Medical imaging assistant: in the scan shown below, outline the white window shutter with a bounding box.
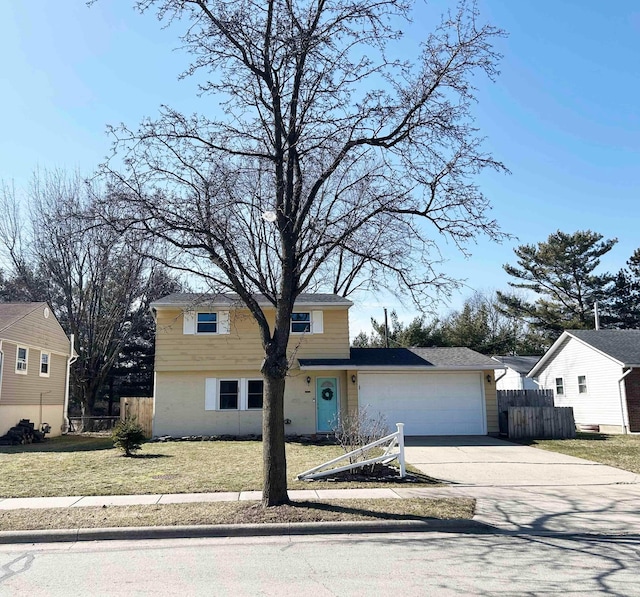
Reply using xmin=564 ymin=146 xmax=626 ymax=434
xmin=205 ymin=378 xmax=218 ymax=410
xmin=312 ymin=310 xmax=324 ymax=334
xmin=183 ymin=311 xmax=196 ymax=335
xmin=218 ymin=310 xmax=230 ymax=334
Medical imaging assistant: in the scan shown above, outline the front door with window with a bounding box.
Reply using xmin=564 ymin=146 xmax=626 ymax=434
xmin=316 ymin=377 xmax=339 ymax=433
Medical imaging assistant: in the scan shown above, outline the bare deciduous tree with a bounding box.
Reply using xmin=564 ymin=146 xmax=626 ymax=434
xmin=0 ymin=171 xmax=156 ymax=418
xmin=97 ymin=0 xmax=507 ymax=506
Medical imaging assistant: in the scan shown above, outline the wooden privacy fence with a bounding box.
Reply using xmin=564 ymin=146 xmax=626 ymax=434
xmin=497 ymin=389 xmax=554 ymax=411
xmin=508 ymin=406 xmax=576 ymax=440
xmin=120 ymin=397 xmax=153 ymax=438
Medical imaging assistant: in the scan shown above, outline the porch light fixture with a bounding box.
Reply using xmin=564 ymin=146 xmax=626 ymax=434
xmin=351 ymin=375 xmax=357 ymax=384
xmin=306 ymin=376 xmax=311 ymax=385
xmin=486 ymin=374 xmax=492 ymax=383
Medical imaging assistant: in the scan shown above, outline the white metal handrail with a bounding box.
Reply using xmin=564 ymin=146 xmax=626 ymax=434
xmin=297 ymin=422 xmax=406 ymax=480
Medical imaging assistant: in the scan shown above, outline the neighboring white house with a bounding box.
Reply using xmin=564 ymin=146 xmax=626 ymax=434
xmin=527 ymin=329 xmax=640 ymax=434
xmin=492 ymin=356 xmax=541 ymax=391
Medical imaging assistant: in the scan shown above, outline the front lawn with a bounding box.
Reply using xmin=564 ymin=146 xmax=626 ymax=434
xmin=516 ymin=432 xmax=640 ymax=474
xmin=0 ymin=435 xmax=437 ymax=498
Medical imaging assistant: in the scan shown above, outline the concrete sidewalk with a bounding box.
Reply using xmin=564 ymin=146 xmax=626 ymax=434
xmin=2 ymin=483 xmax=640 ymax=537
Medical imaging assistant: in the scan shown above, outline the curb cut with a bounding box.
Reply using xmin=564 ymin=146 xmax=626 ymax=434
xmin=0 ymin=519 xmax=489 ymax=544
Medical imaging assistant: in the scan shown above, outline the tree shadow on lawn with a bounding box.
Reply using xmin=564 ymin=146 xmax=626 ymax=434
xmin=127 ymin=453 xmax=171 ymax=459
xmin=282 ymin=500 xmax=459 ymax=522
xmin=0 ymin=435 xmax=115 ymax=454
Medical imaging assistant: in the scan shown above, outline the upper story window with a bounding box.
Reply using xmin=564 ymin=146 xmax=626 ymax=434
xmin=183 ymin=310 xmax=230 ymax=335
xmin=16 ymin=347 xmax=28 ymax=374
xmin=555 ymin=377 xmax=564 ymax=396
xmin=40 ymin=352 xmax=50 ymax=377
xmin=291 ymin=312 xmax=311 ymax=333
xmin=578 ymin=375 xmax=588 ymax=394
xmin=197 ymin=312 xmax=217 ymax=334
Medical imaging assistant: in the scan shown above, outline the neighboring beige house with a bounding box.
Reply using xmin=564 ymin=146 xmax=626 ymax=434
xmin=151 ymin=293 xmax=500 ymax=437
xmin=0 ymin=303 xmax=74 ymax=437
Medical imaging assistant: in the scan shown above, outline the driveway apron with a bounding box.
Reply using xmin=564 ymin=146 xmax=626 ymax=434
xmin=403 ymin=436 xmax=640 ymax=534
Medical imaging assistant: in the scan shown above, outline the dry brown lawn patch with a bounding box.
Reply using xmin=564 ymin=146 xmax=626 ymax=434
xmin=0 ymin=498 xmax=474 ymax=531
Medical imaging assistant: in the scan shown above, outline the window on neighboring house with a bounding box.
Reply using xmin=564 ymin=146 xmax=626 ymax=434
xmin=578 ymin=375 xmax=588 ymax=394
xmin=40 ymin=352 xmax=50 ymax=377
xmin=555 ymin=377 xmax=564 ymax=396
xmin=219 ymin=380 xmax=239 ymax=410
xmin=16 ymin=347 xmax=28 ymax=374
xmin=291 ymin=312 xmax=311 ymax=333
xmin=197 ymin=312 xmax=217 ymax=333
xmin=247 ymin=379 xmax=264 ymax=410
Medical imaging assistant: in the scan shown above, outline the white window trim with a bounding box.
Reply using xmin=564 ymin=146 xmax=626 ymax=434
xmin=15 ymin=346 xmax=28 ymax=375
xmin=290 ymin=310 xmax=323 ymax=334
xmin=184 ymin=310 xmax=230 ymax=335
xmin=577 ymin=375 xmax=588 ymax=394
xmin=205 ymin=377 xmax=264 ymax=411
xmin=555 ymin=377 xmax=564 ymax=396
xmin=39 ymin=351 xmax=51 ymax=378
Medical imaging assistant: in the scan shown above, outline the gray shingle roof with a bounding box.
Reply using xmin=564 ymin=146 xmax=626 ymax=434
xmin=492 ymin=355 xmax=541 ymax=375
xmin=150 ymin=292 xmax=352 ymax=308
xmin=299 ymin=347 xmax=498 ymax=370
xmin=568 ymin=329 xmax=640 ymax=366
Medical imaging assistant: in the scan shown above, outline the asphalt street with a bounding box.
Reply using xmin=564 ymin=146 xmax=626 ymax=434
xmin=1 ymin=532 xmax=639 ymax=596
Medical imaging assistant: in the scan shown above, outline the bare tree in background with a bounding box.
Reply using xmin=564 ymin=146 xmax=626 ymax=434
xmin=97 ymin=0 xmax=507 ymax=506
xmin=0 ymin=171 xmax=158 ymax=418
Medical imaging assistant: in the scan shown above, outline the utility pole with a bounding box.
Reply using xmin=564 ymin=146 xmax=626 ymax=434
xmin=384 ymin=308 xmax=389 ymax=348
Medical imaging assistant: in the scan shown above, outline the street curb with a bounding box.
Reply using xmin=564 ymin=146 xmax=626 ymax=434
xmin=0 ymin=519 xmax=489 ymax=544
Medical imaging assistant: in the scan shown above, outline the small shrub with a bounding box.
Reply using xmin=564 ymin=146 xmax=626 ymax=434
xmin=111 ymin=417 xmax=146 ymax=456
xmin=331 ymin=407 xmax=390 ymax=464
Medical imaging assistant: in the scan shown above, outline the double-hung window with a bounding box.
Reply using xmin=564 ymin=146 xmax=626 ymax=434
xmin=16 ymin=347 xmax=28 ymax=374
xmin=555 ymin=377 xmax=564 ymax=396
xmin=219 ymin=380 xmax=239 ymax=410
xmin=205 ymin=378 xmax=264 ymax=411
xmin=40 ymin=352 xmax=50 ymax=377
xmin=247 ymin=380 xmax=264 ymax=409
xmin=291 ymin=312 xmax=311 ymax=333
xmin=197 ymin=312 xmax=217 ymax=333
xmin=578 ymin=375 xmax=588 ymax=394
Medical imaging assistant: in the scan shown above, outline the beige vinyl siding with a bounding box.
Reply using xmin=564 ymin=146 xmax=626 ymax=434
xmin=345 ymin=370 xmax=359 ymax=416
xmin=1 ymin=305 xmax=70 ymax=355
xmin=536 ymin=337 xmax=624 ymax=427
xmin=1 ymin=345 xmax=67 ymax=406
xmin=154 ymin=307 xmax=350 ymax=372
xmin=153 ymin=369 xmax=347 ymax=436
xmin=0 ymin=404 xmax=65 ymax=437
xmin=483 ymin=370 xmax=499 ymax=434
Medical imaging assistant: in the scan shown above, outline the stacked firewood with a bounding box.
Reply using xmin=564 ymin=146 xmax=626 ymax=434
xmin=0 ymin=419 xmax=47 ymax=446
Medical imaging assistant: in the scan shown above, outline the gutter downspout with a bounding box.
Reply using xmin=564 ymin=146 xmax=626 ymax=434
xmin=618 ymin=367 xmax=634 ymax=435
xmin=63 ymin=334 xmax=78 ymax=434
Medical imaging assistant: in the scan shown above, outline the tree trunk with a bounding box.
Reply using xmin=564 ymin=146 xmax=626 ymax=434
xmin=261 ymin=348 xmax=290 ymax=507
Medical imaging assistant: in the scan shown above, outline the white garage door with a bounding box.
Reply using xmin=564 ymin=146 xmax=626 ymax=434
xmin=358 ymin=372 xmax=486 ymax=435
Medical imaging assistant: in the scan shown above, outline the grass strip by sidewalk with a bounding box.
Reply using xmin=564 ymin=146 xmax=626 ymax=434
xmin=515 ymin=433 xmax=640 ymax=475
xmin=0 ymin=498 xmax=474 ymax=531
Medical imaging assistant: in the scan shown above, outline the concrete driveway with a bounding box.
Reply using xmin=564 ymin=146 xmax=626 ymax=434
xmin=401 ymin=436 xmax=640 ymax=533
xmin=404 ymin=435 xmax=639 ymax=486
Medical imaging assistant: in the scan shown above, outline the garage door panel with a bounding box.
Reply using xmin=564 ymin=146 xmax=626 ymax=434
xmin=358 ymin=372 xmax=485 ymax=436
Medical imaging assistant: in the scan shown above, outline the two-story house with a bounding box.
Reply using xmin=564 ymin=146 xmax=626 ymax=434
xmin=150 ymin=293 xmax=501 ymax=437
xmin=0 ymin=303 xmax=75 ymax=437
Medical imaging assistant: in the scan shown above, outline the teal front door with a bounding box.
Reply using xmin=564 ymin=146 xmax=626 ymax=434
xmin=316 ymin=377 xmax=339 ymax=433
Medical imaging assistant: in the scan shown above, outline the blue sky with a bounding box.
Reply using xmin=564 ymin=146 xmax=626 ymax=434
xmin=1 ymin=1 xmax=638 ymax=336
